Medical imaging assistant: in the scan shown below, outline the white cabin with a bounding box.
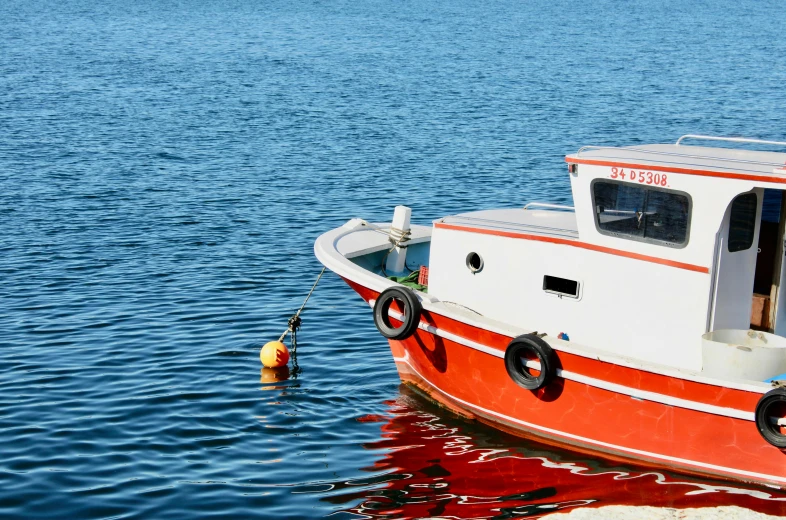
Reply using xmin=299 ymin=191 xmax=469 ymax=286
xmin=427 ymin=136 xmax=786 ymax=374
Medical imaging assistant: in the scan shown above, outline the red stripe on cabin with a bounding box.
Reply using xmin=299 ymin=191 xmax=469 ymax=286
xmin=566 ymin=157 xmax=786 ymax=184
xmin=434 ymin=222 xmax=710 ymax=274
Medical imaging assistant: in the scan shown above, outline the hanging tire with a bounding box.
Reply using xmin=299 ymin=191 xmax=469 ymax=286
xmin=504 ymin=334 xmax=558 ymax=390
xmin=373 ymin=286 xmax=422 ymax=341
xmin=755 ymin=388 xmax=786 ymax=448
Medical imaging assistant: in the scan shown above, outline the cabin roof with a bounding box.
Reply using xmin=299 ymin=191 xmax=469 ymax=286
xmin=440 ymin=208 xmax=578 ymax=241
xmin=567 ymin=143 xmax=786 ymax=178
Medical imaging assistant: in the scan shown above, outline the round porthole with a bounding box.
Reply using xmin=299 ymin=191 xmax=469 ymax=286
xmin=466 ymin=252 xmax=484 ymax=273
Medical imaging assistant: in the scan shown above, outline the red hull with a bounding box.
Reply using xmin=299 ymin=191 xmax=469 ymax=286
xmin=344 ymin=279 xmax=786 ymax=489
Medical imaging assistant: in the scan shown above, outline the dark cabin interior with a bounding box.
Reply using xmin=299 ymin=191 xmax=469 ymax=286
xmin=751 ymin=190 xmax=784 ymax=330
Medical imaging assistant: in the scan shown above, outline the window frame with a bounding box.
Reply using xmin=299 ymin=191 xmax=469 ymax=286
xmin=590 ymin=178 xmax=693 ymax=249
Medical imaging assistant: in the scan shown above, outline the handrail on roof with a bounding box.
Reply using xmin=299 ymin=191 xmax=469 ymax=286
xmin=576 ymin=145 xmax=609 ymax=155
xmin=522 ymin=202 xmax=575 ymax=211
xmin=676 ymin=135 xmax=786 ymax=148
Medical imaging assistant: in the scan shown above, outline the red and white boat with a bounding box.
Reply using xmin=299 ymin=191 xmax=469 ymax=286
xmin=314 ymin=135 xmax=786 ymax=488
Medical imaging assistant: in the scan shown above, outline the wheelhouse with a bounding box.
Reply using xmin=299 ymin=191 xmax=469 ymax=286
xmin=428 ymin=135 xmax=786 ymax=375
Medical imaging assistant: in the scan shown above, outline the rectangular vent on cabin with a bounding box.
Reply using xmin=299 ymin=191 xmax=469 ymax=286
xmin=543 ymin=275 xmax=579 ymax=299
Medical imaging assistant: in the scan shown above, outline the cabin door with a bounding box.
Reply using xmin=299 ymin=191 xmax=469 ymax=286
xmin=708 ymin=189 xmax=762 ymax=332
xmin=714 ymin=188 xmax=786 ymax=335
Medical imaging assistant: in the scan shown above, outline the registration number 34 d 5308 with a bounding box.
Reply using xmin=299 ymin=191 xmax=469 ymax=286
xmin=610 ymin=167 xmax=668 ymax=186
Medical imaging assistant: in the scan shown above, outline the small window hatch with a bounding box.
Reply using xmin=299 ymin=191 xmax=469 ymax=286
xmin=543 ymin=275 xmax=579 ymax=299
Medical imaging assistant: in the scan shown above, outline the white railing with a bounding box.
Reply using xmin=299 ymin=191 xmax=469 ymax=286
xmin=676 ymin=135 xmax=786 ymax=148
xmin=522 ymin=202 xmax=575 ymax=211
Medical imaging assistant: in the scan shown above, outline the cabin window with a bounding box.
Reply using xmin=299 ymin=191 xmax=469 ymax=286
xmin=728 ymin=193 xmax=758 ymax=252
xmin=543 ymin=275 xmax=579 ymax=299
xmin=592 ymin=180 xmax=691 ymax=248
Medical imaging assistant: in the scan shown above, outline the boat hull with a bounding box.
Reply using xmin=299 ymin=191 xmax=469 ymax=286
xmin=344 ymin=278 xmax=786 ymax=489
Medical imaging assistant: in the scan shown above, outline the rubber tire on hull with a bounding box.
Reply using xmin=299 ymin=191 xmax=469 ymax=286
xmin=755 ymin=388 xmax=786 ymax=448
xmin=373 ymin=286 xmax=422 ymax=341
xmin=504 ymin=334 xmax=558 ymax=390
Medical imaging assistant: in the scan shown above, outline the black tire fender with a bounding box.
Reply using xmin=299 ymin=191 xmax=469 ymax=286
xmin=504 ymin=334 xmax=558 ymax=390
xmin=373 ymin=286 xmax=422 ymax=341
xmin=755 ymin=388 xmax=786 ymax=449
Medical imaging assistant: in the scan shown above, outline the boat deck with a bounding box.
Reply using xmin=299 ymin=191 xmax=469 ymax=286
xmin=336 ymin=221 xmax=432 ymax=259
xmin=440 ymin=207 xmax=579 ymax=241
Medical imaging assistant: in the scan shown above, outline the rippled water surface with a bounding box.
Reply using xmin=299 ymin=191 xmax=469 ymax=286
xmin=2 ymin=0 xmax=786 ymax=518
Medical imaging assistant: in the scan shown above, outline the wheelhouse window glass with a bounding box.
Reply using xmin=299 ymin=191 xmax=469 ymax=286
xmin=592 ymin=180 xmax=691 ymax=247
xmin=728 ymin=193 xmax=758 ymax=252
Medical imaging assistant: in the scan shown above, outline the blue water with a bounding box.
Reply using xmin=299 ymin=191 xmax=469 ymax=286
xmin=2 ymin=0 xmax=786 ymax=518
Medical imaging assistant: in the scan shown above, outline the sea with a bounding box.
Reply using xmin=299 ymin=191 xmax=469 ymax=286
xmin=2 ymin=0 xmax=786 ymax=518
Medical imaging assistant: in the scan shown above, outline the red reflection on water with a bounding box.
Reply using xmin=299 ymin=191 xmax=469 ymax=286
xmin=357 ymin=414 xmax=389 ymax=423
xmin=335 ymin=392 xmax=786 ymax=519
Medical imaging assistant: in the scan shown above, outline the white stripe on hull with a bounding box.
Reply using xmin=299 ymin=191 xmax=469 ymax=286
xmin=372 ymin=300 xmax=756 ymax=422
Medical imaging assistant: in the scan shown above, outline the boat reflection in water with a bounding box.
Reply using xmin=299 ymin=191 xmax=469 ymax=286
xmin=298 ymin=387 xmax=786 ymax=519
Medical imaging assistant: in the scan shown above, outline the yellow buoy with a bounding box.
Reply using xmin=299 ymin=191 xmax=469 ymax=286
xmin=260 ymin=341 xmax=290 ymax=368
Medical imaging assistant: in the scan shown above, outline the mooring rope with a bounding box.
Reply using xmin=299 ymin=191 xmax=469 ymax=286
xmin=380 ymin=227 xmax=412 ymax=277
xmin=277 ymin=267 xmax=326 ymax=369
